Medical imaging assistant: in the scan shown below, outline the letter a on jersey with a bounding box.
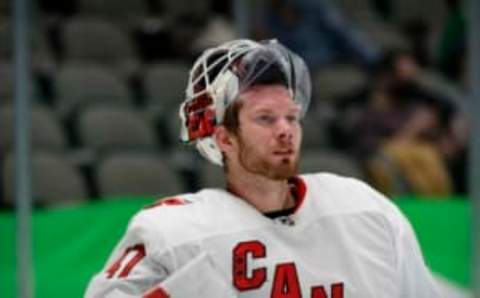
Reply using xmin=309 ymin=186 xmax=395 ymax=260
xmin=271 ymin=263 xmax=302 ymax=298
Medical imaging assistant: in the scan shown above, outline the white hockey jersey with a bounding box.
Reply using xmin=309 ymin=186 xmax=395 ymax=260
xmin=85 ymin=173 xmax=441 ymax=298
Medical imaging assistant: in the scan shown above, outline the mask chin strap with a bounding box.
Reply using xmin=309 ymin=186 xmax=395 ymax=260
xmin=196 ymin=137 xmax=224 ymax=166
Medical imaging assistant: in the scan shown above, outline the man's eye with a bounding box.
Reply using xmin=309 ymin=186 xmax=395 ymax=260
xmin=256 ymin=115 xmax=275 ymax=124
xmin=286 ymin=114 xmax=299 ymax=123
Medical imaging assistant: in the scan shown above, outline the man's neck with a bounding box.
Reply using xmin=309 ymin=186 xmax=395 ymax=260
xmin=226 ymin=172 xmax=295 ymax=213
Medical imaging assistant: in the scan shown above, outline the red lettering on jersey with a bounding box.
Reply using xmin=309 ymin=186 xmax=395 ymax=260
xmin=311 ymin=283 xmax=344 ymax=298
xmin=232 ymin=240 xmax=267 ymax=291
xmin=311 ymin=286 xmax=327 ymax=298
xmin=106 ymin=244 xmax=146 ymax=279
xmin=145 ymin=197 xmax=185 ymax=209
xmin=143 ymin=286 xmax=170 ymax=298
xmin=331 ymin=283 xmax=344 ymax=298
xmin=271 ymin=263 xmax=302 ymax=298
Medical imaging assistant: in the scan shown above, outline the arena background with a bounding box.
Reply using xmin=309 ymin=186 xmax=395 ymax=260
xmin=1 ymin=0 xmax=478 ymax=297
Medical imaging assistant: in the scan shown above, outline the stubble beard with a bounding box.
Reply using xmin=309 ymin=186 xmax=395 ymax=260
xmin=238 ymin=139 xmax=300 ymax=180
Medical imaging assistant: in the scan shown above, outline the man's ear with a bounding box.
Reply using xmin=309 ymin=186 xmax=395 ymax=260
xmin=214 ymin=126 xmax=235 ymax=153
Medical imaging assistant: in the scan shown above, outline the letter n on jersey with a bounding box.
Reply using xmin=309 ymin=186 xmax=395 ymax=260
xmin=232 ymin=240 xmax=344 ymax=298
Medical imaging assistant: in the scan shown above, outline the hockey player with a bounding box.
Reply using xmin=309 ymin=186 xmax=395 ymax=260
xmin=85 ymin=39 xmax=441 ymax=297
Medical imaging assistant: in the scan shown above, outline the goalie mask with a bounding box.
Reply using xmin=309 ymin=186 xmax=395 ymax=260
xmin=179 ymin=39 xmax=311 ymax=166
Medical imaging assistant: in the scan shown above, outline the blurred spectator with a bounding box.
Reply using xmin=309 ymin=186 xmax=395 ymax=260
xmin=438 ymin=113 xmax=469 ymax=194
xmin=336 ymin=79 xmax=408 ymax=158
xmin=327 ymin=49 xmax=470 ymax=197
xmin=402 ymin=20 xmax=430 ymax=67
xmin=332 ymin=50 xmax=461 ymax=156
xmin=367 ymin=103 xmax=453 ymax=197
xmin=256 ymin=0 xmax=382 ymax=71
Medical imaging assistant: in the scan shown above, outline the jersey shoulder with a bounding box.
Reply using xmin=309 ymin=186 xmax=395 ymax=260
xmin=301 ymin=172 xmax=402 ymax=220
xmin=129 ymin=190 xmax=233 ymax=249
xmin=133 ymin=192 xmax=204 ymax=228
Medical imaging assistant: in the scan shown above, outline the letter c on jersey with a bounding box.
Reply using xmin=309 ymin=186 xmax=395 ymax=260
xmin=232 ymin=240 xmax=267 ymax=291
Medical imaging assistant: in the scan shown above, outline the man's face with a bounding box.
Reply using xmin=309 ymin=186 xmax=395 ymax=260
xmin=227 ymin=84 xmax=303 ymax=180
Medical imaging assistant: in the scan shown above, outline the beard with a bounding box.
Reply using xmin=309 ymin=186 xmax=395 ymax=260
xmin=237 ymin=137 xmax=300 ymax=180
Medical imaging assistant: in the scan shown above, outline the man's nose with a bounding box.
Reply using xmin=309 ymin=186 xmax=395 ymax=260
xmin=276 ymin=119 xmax=293 ymax=141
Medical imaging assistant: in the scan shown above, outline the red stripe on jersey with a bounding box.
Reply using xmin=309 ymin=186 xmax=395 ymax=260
xmin=144 ymin=197 xmax=185 ymax=209
xmin=106 ymin=244 xmax=146 ymax=279
xmin=106 ymin=250 xmax=129 ymax=279
xmin=118 ymin=244 xmax=146 ymax=278
xmin=143 ymin=287 xmax=170 ymax=298
xmin=288 ymin=176 xmax=307 ymax=214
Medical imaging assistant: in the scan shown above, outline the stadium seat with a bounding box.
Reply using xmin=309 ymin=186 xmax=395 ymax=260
xmin=157 ymin=0 xmax=211 ymax=19
xmin=0 ymin=19 xmax=55 ymax=73
xmin=312 ymin=65 xmax=368 ymax=103
xmin=391 ymin=0 xmax=447 ymax=28
xmin=165 ymin=107 xmax=182 ymax=145
xmin=197 ymin=159 xmax=225 ymax=189
xmin=3 ymin=151 xmax=88 ymax=206
xmin=0 ymin=105 xmax=67 ymax=152
xmin=301 ymin=111 xmax=330 ymax=150
xmin=77 ymin=0 xmax=148 ymax=27
xmin=77 ymin=105 xmax=158 ymax=152
xmin=62 ymin=17 xmax=139 ymax=78
xmin=96 ymin=152 xmax=183 ymax=197
xmin=333 ymin=0 xmax=377 ymax=22
xmin=55 ymin=64 xmax=132 ymax=117
xmin=357 ymin=20 xmax=411 ymax=52
xmin=300 ymin=150 xmax=365 ymax=180
xmin=143 ymin=62 xmax=190 ymax=112
xmin=319 ymin=0 xmax=411 ymax=53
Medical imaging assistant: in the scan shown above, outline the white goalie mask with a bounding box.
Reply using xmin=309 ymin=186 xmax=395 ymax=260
xmin=179 ymin=39 xmax=311 ymax=166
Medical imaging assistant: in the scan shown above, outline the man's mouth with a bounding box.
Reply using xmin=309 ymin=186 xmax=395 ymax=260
xmin=273 ymin=149 xmax=294 ymax=156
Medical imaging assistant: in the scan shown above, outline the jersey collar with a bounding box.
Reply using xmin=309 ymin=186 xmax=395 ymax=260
xmin=263 ymin=176 xmax=307 ymax=218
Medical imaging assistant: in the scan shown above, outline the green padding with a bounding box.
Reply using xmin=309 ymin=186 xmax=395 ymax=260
xmin=395 ymin=198 xmax=470 ymax=287
xmin=0 ymin=197 xmax=471 ymax=298
xmin=0 ymin=197 xmax=154 ymax=298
